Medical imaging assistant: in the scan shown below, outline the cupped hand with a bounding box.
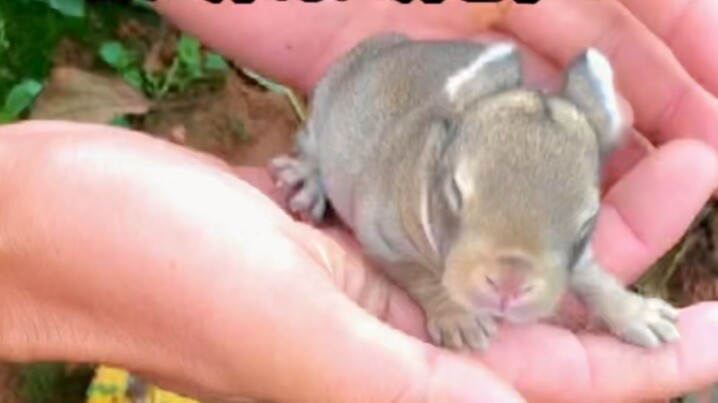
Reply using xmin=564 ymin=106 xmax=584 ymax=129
xmin=0 ymin=121 xmax=521 ymax=403
xmin=240 ymin=167 xmax=718 ymax=403
xmin=3 ymin=120 xmax=716 ymax=403
xmin=149 ymin=0 xmax=718 ymax=401
xmin=232 ymin=159 xmax=718 ymax=403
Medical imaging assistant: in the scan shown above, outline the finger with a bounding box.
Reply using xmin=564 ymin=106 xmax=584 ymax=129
xmin=580 ymin=303 xmax=718 ymax=402
xmin=500 ymin=0 xmax=718 ymax=151
xmin=153 ymin=0 xmax=364 ymax=93
xmin=600 ymin=129 xmax=653 ymax=193
xmin=618 ymin=0 xmax=718 ymax=97
xmin=592 ymin=139 xmax=718 ymax=283
xmin=478 ymin=303 xmax=718 ymax=403
xmin=153 ymin=0 xmax=507 ymax=93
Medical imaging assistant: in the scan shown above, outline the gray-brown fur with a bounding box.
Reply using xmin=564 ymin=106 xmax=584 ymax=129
xmin=270 ymin=33 xmax=679 ymax=351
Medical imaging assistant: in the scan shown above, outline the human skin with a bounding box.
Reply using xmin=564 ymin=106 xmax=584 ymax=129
xmin=1 ymin=0 xmax=718 ymax=402
xmin=2 ymin=124 xmax=717 ymax=403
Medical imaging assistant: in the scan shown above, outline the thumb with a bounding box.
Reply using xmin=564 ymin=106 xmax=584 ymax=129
xmin=270 ymin=222 xmax=526 ymax=403
xmin=303 ymin=302 xmax=527 ymax=403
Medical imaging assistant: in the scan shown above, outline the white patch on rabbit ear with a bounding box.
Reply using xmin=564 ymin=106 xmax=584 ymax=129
xmin=445 ymin=43 xmax=516 ymax=100
xmin=564 ymin=48 xmax=624 ymax=155
xmin=573 ymin=244 xmax=595 ymax=271
xmin=585 ymin=49 xmax=621 ymax=139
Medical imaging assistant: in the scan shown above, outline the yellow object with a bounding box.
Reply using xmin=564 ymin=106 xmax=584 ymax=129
xmin=145 ymin=388 xmax=199 ymax=403
xmin=85 ymin=366 xmax=130 ymax=403
xmin=86 ymin=365 xmax=199 ymax=403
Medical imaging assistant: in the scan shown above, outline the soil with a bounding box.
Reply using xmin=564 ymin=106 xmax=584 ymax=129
xmin=0 ymin=365 xmax=20 ymax=403
xmin=140 ymin=70 xmax=300 ymax=167
xmin=635 ymin=201 xmax=718 ymax=307
xmin=53 ymin=22 xmax=302 ymax=168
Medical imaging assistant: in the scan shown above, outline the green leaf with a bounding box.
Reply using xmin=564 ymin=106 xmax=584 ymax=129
xmin=0 ymin=12 xmax=9 ymax=54
xmin=122 ymin=67 xmax=143 ymax=91
xmin=18 ymin=362 xmax=94 ymax=403
xmin=144 ymin=71 xmax=162 ymax=96
xmin=129 ymin=0 xmax=155 ymax=10
xmin=204 ymin=52 xmax=229 ymax=72
xmin=18 ymin=362 xmax=65 ymax=403
xmin=45 ymin=0 xmax=85 ymax=18
xmin=108 ymin=115 xmax=130 ymax=128
xmin=177 ymin=35 xmax=201 ymax=65
xmin=177 ymin=35 xmax=202 ymax=78
xmin=0 ymin=78 xmax=43 ymax=123
xmin=0 ymin=0 xmax=92 ymax=102
xmin=99 ymin=41 xmax=132 ymax=71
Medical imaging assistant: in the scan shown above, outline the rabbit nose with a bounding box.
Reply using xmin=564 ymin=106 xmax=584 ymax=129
xmin=485 ymin=273 xmax=533 ymax=299
xmin=485 ymin=254 xmax=537 ymax=310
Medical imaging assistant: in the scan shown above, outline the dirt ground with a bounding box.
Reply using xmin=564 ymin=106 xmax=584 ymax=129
xmin=140 ymin=70 xmax=300 ymax=167
xmin=0 ymin=365 xmax=20 ymax=403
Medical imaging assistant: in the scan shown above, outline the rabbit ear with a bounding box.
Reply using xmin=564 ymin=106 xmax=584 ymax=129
xmin=444 ymin=42 xmax=522 ymax=108
xmin=563 ymin=49 xmax=625 ymax=157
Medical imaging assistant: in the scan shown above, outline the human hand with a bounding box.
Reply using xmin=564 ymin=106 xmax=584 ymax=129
xmin=0 ymin=121 xmax=525 ymax=403
xmin=240 ymin=171 xmax=718 ymax=403
xmin=147 ymin=0 xmax=718 ymax=401
xmin=1 ymin=120 xmax=716 ymax=403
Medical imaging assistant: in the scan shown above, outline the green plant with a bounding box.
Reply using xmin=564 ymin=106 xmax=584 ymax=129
xmin=0 ymin=0 xmax=84 ymax=101
xmin=99 ymin=41 xmax=144 ymax=90
xmin=0 ymin=0 xmax=155 ymax=104
xmin=109 ymin=115 xmax=131 ymax=128
xmin=99 ymin=34 xmax=230 ymax=100
xmin=205 ymin=52 xmax=230 ymax=72
xmin=18 ymin=363 xmax=94 ymax=403
xmin=0 ymin=13 xmax=9 ymax=53
xmin=0 ymin=78 xmax=43 ymax=123
xmin=30 ymin=0 xmax=86 ymax=18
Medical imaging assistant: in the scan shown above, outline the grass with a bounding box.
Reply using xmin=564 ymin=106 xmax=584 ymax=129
xmin=18 ymin=363 xmax=95 ymax=403
xmin=97 ymin=33 xmax=230 ymax=101
xmin=0 ymin=0 xmax=164 ymax=122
